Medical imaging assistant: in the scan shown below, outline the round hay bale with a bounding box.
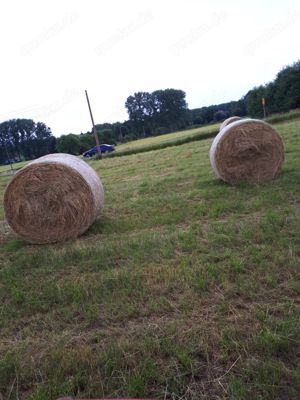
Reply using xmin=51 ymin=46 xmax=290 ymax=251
xmin=4 ymin=153 xmax=104 ymax=244
xmin=219 ymin=116 xmax=242 ymax=131
xmin=210 ymin=119 xmax=285 ymax=185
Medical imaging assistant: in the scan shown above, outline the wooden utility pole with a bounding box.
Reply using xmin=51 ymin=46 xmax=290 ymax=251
xmin=4 ymin=141 xmax=13 ymax=171
xmin=119 ymin=125 xmax=123 ymax=142
xmin=262 ymin=97 xmax=266 ymax=119
xmin=85 ymin=90 xmax=101 ymax=154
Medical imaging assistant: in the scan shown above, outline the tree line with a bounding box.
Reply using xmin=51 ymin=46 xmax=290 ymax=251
xmin=0 ymin=60 xmax=299 ymax=162
xmin=83 ymin=59 xmax=300 ymax=145
xmin=0 ymin=119 xmax=56 ymax=164
xmin=244 ymin=60 xmax=300 ymax=117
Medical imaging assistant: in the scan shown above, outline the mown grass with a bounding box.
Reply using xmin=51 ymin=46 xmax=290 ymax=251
xmin=0 ymin=160 xmax=27 ymax=174
xmin=116 ymin=124 xmax=220 ymax=152
xmin=99 ymin=110 xmax=300 ymax=159
xmin=266 ymin=109 xmax=300 ymax=124
xmin=104 ymin=128 xmax=218 ymax=159
xmin=0 ymin=119 xmax=299 ymax=399
xmin=1 ymin=110 xmax=299 ymax=170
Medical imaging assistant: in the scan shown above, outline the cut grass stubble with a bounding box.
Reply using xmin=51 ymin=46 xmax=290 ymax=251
xmin=0 ymin=119 xmax=299 ymax=399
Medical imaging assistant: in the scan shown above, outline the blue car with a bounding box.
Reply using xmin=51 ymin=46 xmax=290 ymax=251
xmin=83 ymin=144 xmax=115 ymax=158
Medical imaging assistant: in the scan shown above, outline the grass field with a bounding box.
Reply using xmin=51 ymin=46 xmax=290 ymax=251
xmin=0 ymin=119 xmax=299 ymax=399
xmin=116 ymin=123 xmax=219 ymax=152
xmin=0 ymin=125 xmax=220 ymax=174
xmin=0 ymin=161 xmax=28 ymax=174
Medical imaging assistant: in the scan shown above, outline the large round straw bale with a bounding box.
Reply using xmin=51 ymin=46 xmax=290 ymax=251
xmin=219 ymin=116 xmax=242 ymax=131
xmin=210 ymin=119 xmax=285 ymax=185
xmin=4 ymin=153 xmax=104 ymax=244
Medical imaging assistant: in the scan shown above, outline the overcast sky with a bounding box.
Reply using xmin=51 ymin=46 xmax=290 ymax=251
xmin=0 ymin=0 xmax=299 ymax=136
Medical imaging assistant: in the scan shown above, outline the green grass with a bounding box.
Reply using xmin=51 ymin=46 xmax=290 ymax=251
xmin=266 ymin=109 xmax=300 ymax=124
xmin=0 ymin=119 xmax=299 ymax=399
xmin=98 ymin=110 xmax=300 ymax=159
xmin=116 ymin=123 xmax=220 ymax=152
xmin=0 ymin=160 xmax=27 ymax=173
xmin=104 ymin=128 xmax=218 ymax=159
xmin=1 ymin=110 xmax=299 ymax=170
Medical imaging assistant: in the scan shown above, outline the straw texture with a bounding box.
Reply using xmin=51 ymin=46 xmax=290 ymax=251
xmin=219 ymin=116 xmax=242 ymax=131
xmin=210 ymin=119 xmax=285 ymax=185
xmin=4 ymin=153 xmax=104 ymax=243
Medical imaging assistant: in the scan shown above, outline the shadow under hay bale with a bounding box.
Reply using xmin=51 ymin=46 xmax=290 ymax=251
xmin=219 ymin=116 xmax=242 ymax=131
xmin=4 ymin=153 xmax=104 ymax=244
xmin=210 ymin=119 xmax=285 ymax=185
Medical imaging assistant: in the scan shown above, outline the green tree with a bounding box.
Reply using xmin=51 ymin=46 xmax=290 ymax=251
xmin=125 ymin=92 xmax=154 ymax=136
xmin=214 ymin=110 xmax=227 ymax=121
xmin=244 ymin=86 xmax=266 ymax=117
xmin=98 ymin=129 xmax=116 ymax=145
xmin=125 ymin=89 xmax=188 ymax=135
xmin=78 ymin=133 xmax=95 ymax=153
xmin=0 ymin=119 xmax=55 ymax=164
xmin=32 ymin=122 xmax=56 ymax=157
xmin=271 ymin=61 xmax=300 ymax=112
xmin=152 ymin=89 xmax=188 ymax=131
xmin=243 ymin=60 xmax=300 ymax=117
xmin=56 ymin=134 xmax=82 ymax=155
